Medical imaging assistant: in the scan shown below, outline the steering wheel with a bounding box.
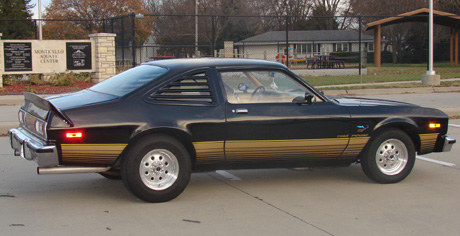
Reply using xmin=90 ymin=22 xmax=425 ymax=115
xmin=251 ymin=86 xmax=265 ymax=101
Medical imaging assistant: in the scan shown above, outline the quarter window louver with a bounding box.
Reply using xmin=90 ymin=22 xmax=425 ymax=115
xmin=151 ymin=74 xmax=214 ymax=104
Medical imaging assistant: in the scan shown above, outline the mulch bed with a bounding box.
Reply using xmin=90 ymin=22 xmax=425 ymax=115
xmin=0 ymin=82 xmax=95 ymax=95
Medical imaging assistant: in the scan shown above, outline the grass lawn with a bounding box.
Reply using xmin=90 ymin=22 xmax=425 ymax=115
xmin=301 ymin=63 xmax=460 ymax=87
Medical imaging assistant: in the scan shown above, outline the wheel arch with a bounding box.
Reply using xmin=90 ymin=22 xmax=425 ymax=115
xmin=371 ymin=117 xmax=421 ymax=153
xmin=113 ymin=128 xmax=197 ymax=169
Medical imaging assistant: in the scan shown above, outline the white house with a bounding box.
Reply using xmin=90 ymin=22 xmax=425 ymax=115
xmin=234 ymin=30 xmax=374 ymax=61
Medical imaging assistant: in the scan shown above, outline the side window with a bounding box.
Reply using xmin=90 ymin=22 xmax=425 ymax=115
xmin=149 ymin=71 xmax=214 ymax=105
xmin=220 ymin=70 xmax=319 ymax=104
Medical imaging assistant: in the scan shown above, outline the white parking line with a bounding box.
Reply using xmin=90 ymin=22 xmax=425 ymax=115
xmin=215 ymin=170 xmax=242 ymax=181
xmin=449 ymin=124 xmax=460 ymax=128
xmin=416 ymin=156 xmax=456 ymax=167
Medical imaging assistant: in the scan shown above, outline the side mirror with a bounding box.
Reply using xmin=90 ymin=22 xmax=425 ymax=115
xmin=305 ymin=94 xmax=314 ymax=105
xmin=292 ymin=93 xmax=314 ymax=105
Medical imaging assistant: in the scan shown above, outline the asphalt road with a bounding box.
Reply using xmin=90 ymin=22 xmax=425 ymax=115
xmin=0 ymin=121 xmax=459 ymax=236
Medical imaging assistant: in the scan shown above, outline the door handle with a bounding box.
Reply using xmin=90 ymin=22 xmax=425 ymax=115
xmin=232 ymin=108 xmax=248 ymax=114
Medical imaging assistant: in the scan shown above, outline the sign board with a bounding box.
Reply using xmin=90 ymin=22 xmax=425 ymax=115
xmin=1 ymin=40 xmax=95 ymax=75
xmin=66 ymin=42 xmax=92 ymax=70
xmin=3 ymin=42 xmax=32 ymax=72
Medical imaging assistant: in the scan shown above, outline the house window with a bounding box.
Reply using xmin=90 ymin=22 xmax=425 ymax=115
xmin=298 ymin=44 xmax=315 ymax=53
xmin=334 ymin=43 xmax=349 ymax=52
xmin=368 ymin=43 xmax=374 ymax=52
xmin=296 ymin=44 xmax=308 ymax=54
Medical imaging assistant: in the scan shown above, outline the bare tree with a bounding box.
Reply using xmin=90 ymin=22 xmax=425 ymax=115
xmin=149 ymin=0 xmax=259 ymax=56
xmin=437 ymin=0 xmax=460 ymax=14
xmin=43 ymin=0 xmax=153 ymax=42
xmin=350 ymin=0 xmax=430 ymax=63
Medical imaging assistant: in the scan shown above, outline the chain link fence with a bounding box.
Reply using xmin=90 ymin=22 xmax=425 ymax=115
xmin=1 ymin=13 xmax=458 ymax=76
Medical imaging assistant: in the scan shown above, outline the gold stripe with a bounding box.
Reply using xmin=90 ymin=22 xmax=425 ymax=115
xmin=226 ymin=138 xmax=349 ymax=161
xmin=194 ymin=137 xmax=372 ymax=163
xmin=419 ymin=133 xmax=439 ymax=153
xmin=61 ymin=144 xmax=127 ymax=165
xmin=341 ymin=137 xmax=370 ymax=158
xmin=193 ymin=141 xmax=225 ymax=164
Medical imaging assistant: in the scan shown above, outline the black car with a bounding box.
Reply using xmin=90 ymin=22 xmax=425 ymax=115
xmin=9 ymin=58 xmax=456 ymax=202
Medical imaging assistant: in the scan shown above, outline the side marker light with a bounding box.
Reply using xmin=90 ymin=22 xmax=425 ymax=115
xmin=429 ymin=123 xmax=441 ymax=129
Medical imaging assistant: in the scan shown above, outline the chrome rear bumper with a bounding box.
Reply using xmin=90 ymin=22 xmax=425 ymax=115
xmin=9 ymin=128 xmax=59 ymax=167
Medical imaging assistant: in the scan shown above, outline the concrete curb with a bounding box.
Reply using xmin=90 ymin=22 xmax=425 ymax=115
xmin=0 ymin=95 xmax=25 ymax=106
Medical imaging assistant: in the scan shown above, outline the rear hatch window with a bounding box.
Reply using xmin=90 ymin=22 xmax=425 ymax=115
xmin=89 ymin=65 xmax=168 ymax=97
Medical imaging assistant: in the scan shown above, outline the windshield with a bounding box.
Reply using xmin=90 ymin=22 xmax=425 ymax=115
xmin=89 ymin=65 xmax=168 ymax=97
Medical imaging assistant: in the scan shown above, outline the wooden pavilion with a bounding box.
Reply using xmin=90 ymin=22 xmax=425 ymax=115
xmin=365 ymin=8 xmax=460 ymax=67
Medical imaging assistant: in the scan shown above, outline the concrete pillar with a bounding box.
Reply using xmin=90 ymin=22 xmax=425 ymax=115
xmin=89 ymin=33 xmax=116 ymax=83
xmin=422 ymin=74 xmax=441 ymax=86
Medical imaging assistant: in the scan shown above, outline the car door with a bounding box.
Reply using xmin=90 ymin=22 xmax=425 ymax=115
xmin=220 ymin=69 xmax=353 ymax=164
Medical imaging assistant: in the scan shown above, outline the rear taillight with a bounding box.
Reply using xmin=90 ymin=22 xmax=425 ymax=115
xmin=35 ymin=119 xmax=47 ymax=136
xmin=18 ymin=110 xmax=26 ymax=124
xmin=66 ymin=132 xmax=83 ymax=139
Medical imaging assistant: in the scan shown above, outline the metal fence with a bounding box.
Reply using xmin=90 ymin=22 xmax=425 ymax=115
xmin=1 ymin=13 xmax=459 ymax=75
xmin=102 ymin=14 xmax=371 ymax=72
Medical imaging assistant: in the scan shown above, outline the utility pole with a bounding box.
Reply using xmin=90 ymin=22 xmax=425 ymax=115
xmin=195 ymin=0 xmax=199 ymax=57
xmin=422 ymin=0 xmax=441 ymax=85
xmin=38 ymin=0 xmax=42 ymax=40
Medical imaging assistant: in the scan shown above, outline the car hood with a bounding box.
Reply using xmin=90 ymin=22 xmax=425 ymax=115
xmin=46 ymin=89 xmax=119 ymax=110
xmin=329 ymin=96 xmax=418 ymax=107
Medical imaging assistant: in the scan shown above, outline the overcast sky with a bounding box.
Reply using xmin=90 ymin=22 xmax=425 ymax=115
xmin=31 ymin=0 xmax=51 ymax=19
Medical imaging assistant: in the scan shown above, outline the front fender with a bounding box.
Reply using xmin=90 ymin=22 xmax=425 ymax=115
xmin=374 ymin=117 xmax=419 ymax=132
xmin=371 ymin=117 xmax=421 ymax=153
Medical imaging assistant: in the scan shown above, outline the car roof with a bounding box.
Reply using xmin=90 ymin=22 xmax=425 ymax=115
xmin=142 ymin=58 xmax=288 ymax=71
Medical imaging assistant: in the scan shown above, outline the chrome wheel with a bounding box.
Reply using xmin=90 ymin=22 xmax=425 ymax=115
xmin=375 ymin=139 xmax=408 ymax=175
xmin=361 ymin=129 xmax=415 ymax=183
xmin=139 ymin=149 xmax=179 ymax=191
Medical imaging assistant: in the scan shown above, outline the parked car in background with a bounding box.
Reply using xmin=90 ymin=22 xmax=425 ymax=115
xmin=9 ymin=58 xmax=456 ymax=202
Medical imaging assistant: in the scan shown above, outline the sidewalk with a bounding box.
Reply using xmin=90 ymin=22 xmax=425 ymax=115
xmin=0 ymin=85 xmax=459 ymax=135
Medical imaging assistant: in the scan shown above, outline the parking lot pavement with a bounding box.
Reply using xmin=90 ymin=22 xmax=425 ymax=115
xmin=1 ymin=122 xmax=459 ymax=236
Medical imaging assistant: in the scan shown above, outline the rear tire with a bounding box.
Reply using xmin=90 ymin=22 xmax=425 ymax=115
xmin=361 ymin=129 xmax=415 ymax=183
xmin=121 ymin=135 xmax=191 ymax=202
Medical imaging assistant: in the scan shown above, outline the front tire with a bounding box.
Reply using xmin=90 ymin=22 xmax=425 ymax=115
xmin=121 ymin=135 xmax=192 ymax=202
xmin=361 ymin=129 xmax=415 ymax=183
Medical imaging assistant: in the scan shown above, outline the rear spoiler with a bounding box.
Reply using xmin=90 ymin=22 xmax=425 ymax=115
xmin=22 ymin=92 xmax=74 ymax=127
